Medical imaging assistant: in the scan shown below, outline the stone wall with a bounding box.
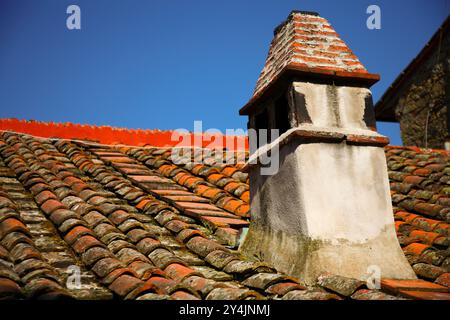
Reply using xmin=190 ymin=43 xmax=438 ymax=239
xmin=394 ymin=31 xmax=449 ymax=149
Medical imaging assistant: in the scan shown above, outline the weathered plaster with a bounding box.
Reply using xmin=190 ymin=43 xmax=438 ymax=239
xmin=292 ymin=82 xmax=373 ymax=130
xmin=240 ymin=142 xmax=417 ymax=284
xmin=241 ymin=81 xmax=416 ymax=283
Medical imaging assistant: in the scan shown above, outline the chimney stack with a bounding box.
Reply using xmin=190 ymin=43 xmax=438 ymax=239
xmin=239 ymin=11 xmax=416 ymax=284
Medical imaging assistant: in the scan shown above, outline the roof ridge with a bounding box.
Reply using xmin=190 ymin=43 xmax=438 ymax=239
xmin=3 ymin=122 xmax=450 ymax=155
xmin=386 ymin=145 xmax=450 ymax=156
xmin=0 ymin=118 xmax=248 ymax=150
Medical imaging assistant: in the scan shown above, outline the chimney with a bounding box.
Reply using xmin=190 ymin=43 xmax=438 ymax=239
xmin=239 ymin=11 xmax=416 ymax=284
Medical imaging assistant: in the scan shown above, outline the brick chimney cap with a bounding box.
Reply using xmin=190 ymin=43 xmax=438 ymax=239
xmin=274 ymin=10 xmax=320 ymax=35
xmin=241 ymin=10 xmax=380 ymax=115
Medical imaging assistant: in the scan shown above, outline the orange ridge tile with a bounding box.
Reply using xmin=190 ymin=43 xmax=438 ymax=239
xmin=0 ymin=119 xmax=249 ymax=150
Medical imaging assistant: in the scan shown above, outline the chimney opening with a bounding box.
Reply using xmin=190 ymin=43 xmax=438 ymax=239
xmin=274 ymin=94 xmax=291 ymax=135
xmin=363 ymin=93 xmax=377 ymax=130
xmin=254 ymin=108 xmax=270 ymax=146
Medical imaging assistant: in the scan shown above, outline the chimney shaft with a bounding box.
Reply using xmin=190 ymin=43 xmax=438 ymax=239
xmin=239 ymin=11 xmax=416 ymax=284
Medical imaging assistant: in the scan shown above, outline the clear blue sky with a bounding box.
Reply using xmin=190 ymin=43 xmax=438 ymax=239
xmin=0 ymin=0 xmax=448 ymax=145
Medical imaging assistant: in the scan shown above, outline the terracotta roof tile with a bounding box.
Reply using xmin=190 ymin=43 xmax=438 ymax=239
xmin=0 ymin=128 xmax=449 ymax=300
xmin=381 ymin=278 xmax=449 ymax=295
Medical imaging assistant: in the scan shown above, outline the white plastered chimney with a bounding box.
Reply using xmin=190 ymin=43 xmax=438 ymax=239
xmin=238 ymin=10 xmax=416 ymax=284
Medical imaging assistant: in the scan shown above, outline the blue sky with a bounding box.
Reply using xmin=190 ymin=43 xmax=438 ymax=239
xmin=0 ymin=0 xmax=448 ymax=145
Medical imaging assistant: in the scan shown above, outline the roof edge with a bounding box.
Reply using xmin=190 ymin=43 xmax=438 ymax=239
xmin=240 ymin=64 xmax=380 ymax=115
xmin=0 ymin=118 xmax=249 ymax=150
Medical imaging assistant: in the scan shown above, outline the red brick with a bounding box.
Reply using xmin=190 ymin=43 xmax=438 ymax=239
xmin=316 ymin=30 xmax=339 ymax=37
xmin=327 ymin=45 xmax=353 ymax=53
xmin=293 ymin=22 xmax=320 ymax=29
xmin=294 ymin=55 xmax=336 ymax=65
xmin=294 ymin=15 xmax=326 ymax=23
xmin=312 ymin=50 xmax=340 ymax=58
xmin=343 ymin=60 xmax=364 ymax=66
